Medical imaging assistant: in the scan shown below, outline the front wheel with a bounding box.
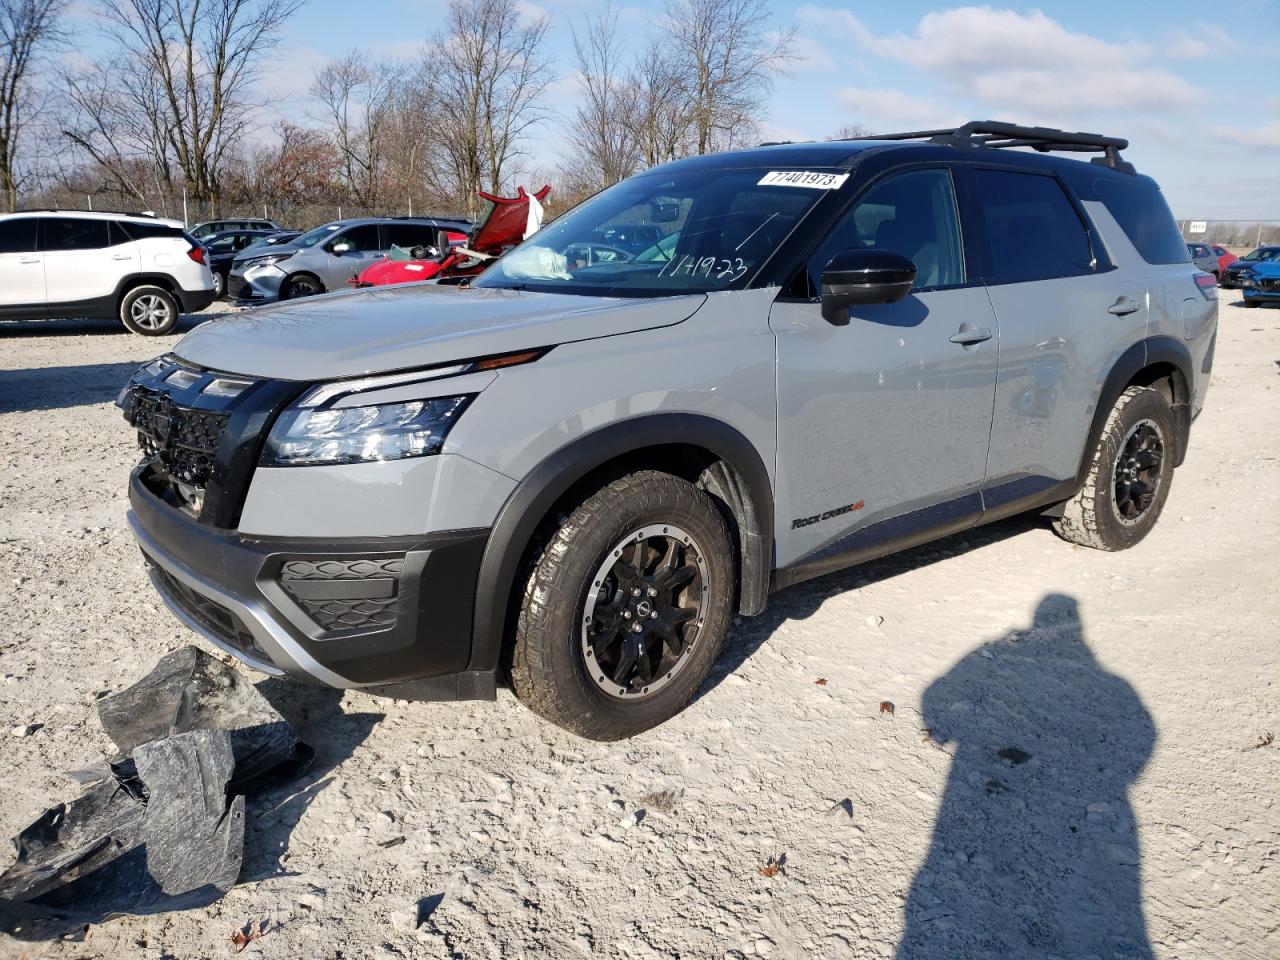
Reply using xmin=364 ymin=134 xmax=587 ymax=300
xmin=510 ymin=471 xmax=735 ymax=740
xmin=1053 ymin=386 xmax=1175 ymax=551
xmin=281 ymin=273 xmax=324 ymax=300
xmin=120 ymin=285 xmax=179 ymax=336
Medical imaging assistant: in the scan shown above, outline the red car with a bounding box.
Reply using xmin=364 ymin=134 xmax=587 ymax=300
xmin=1209 ymin=243 xmax=1237 ymax=274
xmin=353 ymin=185 xmax=551 ymax=288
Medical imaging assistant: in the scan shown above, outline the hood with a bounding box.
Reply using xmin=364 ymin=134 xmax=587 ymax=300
xmin=172 ymin=283 xmax=706 ymax=380
xmin=232 ymin=242 xmax=302 ymax=265
xmin=1248 ymin=261 xmax=1280 ymax=277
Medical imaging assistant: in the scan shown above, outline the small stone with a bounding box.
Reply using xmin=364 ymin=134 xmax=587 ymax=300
xmin=10 ymin=724 xmax=41 ymax=738
xmin=865 ymin=614 xmax=884 ymax=627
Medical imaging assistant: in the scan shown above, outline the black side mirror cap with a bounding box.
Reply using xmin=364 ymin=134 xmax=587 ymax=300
xmin=820 ymin=249 xmax=917 ymax=325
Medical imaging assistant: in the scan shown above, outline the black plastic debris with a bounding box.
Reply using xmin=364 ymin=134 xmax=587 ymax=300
xmin=0 ymin=647 xmax=308 ymax=938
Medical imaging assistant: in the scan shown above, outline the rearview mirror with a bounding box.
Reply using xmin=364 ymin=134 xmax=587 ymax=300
xmin=820 ymin=249 xmax=917 ymax=325
xmin=650 ymin=200 xmax=680 ymax=224
xmin=331 ymin=241 xmax=351 ymax=254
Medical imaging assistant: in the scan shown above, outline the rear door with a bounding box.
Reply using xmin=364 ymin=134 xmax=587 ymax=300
xmin=382 ymin=222 xmax=443 ymax=255
xmin=0 ymin=217 xmax=44 ymax=316
xmin=40 ymin=218 xmax=130 ymax=311
xmin=972 ymin=167 xmax=1148 ymax=510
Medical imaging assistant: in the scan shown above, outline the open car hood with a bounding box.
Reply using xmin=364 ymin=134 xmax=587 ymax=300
xmin=173 ymin=283 xmax=706 ymax=381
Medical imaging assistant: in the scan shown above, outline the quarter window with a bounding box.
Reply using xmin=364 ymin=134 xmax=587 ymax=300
xmin=974 ymin=169 xmax=1095 ymax=283
xmin=806 ymin=168 xmax=965 ymax=294
xmin=40 ymin=218 xmax=111 ymax=252
xmin=0 ymin=217 xmax=37 ymax=254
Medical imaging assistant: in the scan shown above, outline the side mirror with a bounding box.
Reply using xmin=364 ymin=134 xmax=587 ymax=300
xmin=820 ymin=249 xmax=917 ymax=325
xmin=331 ymin=241 xmax=351 ymax=254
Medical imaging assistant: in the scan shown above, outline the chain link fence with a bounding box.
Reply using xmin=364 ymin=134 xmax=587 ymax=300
xmin=1179 ymin=221 xmax=1280 ymax=250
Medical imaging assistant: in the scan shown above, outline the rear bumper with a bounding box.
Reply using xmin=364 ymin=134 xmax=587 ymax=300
xmin=176 ymin=286 xmax=216 ymax=314
xmin=128 ymin=468 xmax=491 ymax=693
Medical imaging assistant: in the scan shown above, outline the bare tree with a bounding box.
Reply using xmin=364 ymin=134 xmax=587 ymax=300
xmin=565 ymin=2 xmax=637 ymax=190
xmin=1 ymin=0 xmax=66 ymax=210
xmin=93 ymin=0 xmax=302 ymax=217
xmin=428 ymin=0 xmax=552 ymax=216
xmin=622 ymin=39 xmax=694 ymax=168
xmin=663 ymin=0 xmax=793 ymax=155
xmin=312 ymin=51 xmax=400 ymax=207
xmin=826 ymin=123 xmax=872 ymax=140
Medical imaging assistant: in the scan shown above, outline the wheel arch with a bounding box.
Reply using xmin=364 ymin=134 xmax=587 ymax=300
xmin=114 ymin=273 xmax=178 ymax=311
xmin=1079 ymin=335 xmax=1194 ymax=488
xmin=283 ymin=271 xmax=325 ymax=296
xmin=468 ymin=413 xmax=775 ymax=674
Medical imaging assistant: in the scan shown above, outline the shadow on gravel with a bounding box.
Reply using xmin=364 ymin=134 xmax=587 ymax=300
xmin=0 ymin=361 xmax=140 ymax=413
xmin=896 ymin=594 xmax=1155 ymax=959
xmin=239 ymin=682 xmax=383 ymax=883
xmin=703 ymin=513 xmax=1043 ymax=695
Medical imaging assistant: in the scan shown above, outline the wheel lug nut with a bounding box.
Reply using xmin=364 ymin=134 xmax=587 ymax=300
xmin=647 ymin=586 xmax=658 ymax=597
xmin=631 ymin=587 xmax=642 ymax=597
xmin=650 ymin=611 xmax=659 ymax=619
xmin=623 ymin=610 xmax=632 ymax=619
xmin=632 ymin=622 xmax=643 ymax=633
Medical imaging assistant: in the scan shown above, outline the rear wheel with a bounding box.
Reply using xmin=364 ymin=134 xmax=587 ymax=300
xmin=281 ymin=273 xmax=324 ymax=300
xmin=213 ymin=271 xmax=226 ymax=299
xmin=119 ymin=285 xmax=179 ymax=336
xmin=1053 ymin=386 xmax=1174 ymax=551
xmin=510 ymin=471 xmax=735 ymax=740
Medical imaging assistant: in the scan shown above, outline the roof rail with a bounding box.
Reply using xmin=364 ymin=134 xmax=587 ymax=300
xmin=858 ymin=121 xmax=1136 ymax=174
xmin=13 ymin=207 xmax=161 ymax=218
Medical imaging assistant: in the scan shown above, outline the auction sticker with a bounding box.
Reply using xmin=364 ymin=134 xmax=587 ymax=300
xmin=758 ymin=171 xmax=850 ymax=189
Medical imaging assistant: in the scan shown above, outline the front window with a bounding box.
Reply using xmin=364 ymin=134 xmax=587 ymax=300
xmin=472 ymin=167 xmax=835 ymax=297
xmin=1241 ymin=247 xmax=1279 ymax=262
xmin=294 ymin=223 xmax=343 ymax=248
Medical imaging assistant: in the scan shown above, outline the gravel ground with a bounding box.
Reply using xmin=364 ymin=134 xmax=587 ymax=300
xmin=0 ymin=301 xmax=1277 ymax=959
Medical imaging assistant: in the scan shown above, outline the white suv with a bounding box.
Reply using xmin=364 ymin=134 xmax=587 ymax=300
xmin=0 ymin=210 xmax=216 ymax=335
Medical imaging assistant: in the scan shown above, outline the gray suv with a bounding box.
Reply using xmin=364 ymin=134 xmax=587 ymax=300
xmin=227 ymin=216 xmax=471 ymax=304
xmin=120 ymin=122 xmax=1216 ymax=740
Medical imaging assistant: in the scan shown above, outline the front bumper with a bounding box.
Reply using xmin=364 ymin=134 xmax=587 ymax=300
xmin=227 ymin=263 xmax=285 ymax=305
xmin=128 ymin=469 xmax=491 ymax=693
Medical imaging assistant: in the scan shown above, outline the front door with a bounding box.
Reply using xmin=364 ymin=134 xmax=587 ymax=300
xmin=0 ymin=217 xmax=44 ymax=317
xmin=771 ymin=167 xmax=998 ymax=571
xmin=323 ymin=223 xmax=382 ymax=288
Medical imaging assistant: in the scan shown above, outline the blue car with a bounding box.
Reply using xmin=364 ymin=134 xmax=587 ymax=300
xmin=1241 ymin=259 xmax=1280 ymax=306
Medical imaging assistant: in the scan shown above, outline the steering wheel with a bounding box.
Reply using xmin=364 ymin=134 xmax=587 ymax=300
xmin=565 ymin=243 xmax=634 ymax=267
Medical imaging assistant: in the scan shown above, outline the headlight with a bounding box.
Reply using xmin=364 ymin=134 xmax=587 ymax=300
xmin=245 ymin=253 xmax=292 ymax=269
xmin=262 ymin=395 xmax=473 ymax=467
xmin=1243 ymin=278 xmax=1257 ymax=288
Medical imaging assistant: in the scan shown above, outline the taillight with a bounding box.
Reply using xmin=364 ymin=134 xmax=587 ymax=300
xmin=187 ymin=245 xmax=206 ymax=264
xmin=1194 ymin=272 xmax=1217 ymax=300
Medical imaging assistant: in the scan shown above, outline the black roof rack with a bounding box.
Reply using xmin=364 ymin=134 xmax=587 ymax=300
xmin=857 ymin=121 xmax=1136 ymax=174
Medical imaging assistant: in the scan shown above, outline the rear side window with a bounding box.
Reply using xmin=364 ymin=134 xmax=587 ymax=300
xmin=973 ymin=169 xmax=1094 ymax=283
xmin=0 ymin=217 xmax=37 ymax=253
xmin=118 ymin=220 xmax=185 ymax=241
xmin=40 ymin=218 xmax=110 ymax=252
xmin=332 ymin=225 xmax=380 ymax=252
xmin=383 ymin=223 xmax=440 ymax=249
xmin=1093 ymin=177 xmax=1188 ymax=265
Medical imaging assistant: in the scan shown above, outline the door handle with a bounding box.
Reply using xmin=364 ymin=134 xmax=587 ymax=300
xmin=950 ymin=324 xmax=993 ymax=346
xmin=112 ymin=254 xmax=133 ymax=260
xmin=1108 ymin=297 xmax=1141 ymax=316
xmin=19 ymin=256 xmax=40 ymax=264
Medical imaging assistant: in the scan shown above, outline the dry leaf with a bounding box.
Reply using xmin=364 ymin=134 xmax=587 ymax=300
xmin=229 ymin=920 xmax=266 ymax=953
xmin=879 ymin=701 xmax=895 ymax=716
xmin=814 ymin=678 xmax=828 ymax=686
xmin=1248 ymin=732 xmax=1274 ymax=750
xmin=758 ymin=853 xmax=786 ymax=877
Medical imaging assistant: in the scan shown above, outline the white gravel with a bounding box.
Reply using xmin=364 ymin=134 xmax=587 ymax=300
xmin=0 ymin=302 xmax=1277 ymax=959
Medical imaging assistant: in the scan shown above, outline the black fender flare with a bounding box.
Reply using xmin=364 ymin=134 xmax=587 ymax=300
xmin=467 ymin=413 xmax=775 ymax=673
xmin=1077 ymin=335 xmax=1194 ymax=489
xmin=113 ymin=273 xmax=181 ymax=304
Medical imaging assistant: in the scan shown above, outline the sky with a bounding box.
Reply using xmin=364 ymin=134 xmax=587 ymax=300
xmin=68 ymin=0 xmax=1280 ymax=219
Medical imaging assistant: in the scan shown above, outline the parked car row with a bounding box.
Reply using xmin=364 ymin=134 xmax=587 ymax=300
xmin=1185 ymin=241 xmax=1235 ymax=279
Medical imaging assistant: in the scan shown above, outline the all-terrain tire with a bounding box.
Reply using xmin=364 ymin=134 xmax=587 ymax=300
xmin=510 ymin=470 xmax=735 ymax=740
xmin=1053 ymin=386 xmax=1175 ymax=551
xmin=119 ymin=285 xmax=180 ymax=336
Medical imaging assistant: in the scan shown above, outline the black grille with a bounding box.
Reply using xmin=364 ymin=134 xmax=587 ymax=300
xmin=279 ymin=558 xmax=403 ymax=632
xmin=1262 ymin=278 xmax=1280 ymax=292
xmin=149 ymin=562 xmax=272 ymax=665
xmin=132 ymin=387 xmax=229 ymax=486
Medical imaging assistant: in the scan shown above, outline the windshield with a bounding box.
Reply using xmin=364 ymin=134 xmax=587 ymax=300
xmin=471 ymin=167 xmax=839 ymax=296
xmin=294 ymin=223 xmax=343 ymax=248
xmin=1240 ymin=247 xmax=1280 ymax=261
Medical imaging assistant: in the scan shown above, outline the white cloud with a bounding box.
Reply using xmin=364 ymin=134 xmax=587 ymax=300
xmin=1164 ymin=24 xmax=1234 ymax=60
xmin=1213 ymin=122 xmax=1280 ymax=152
xmin=835 ymin=87 xmax=963 ymax=130
xmin=797 ymin=5 xmax=1208 ymax=117
xmin=515 ymin=0 xmax=550 ymax=25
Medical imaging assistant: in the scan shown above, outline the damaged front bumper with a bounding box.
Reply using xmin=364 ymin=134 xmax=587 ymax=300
xmin=128 ymin=470 xmax=494 ymax=698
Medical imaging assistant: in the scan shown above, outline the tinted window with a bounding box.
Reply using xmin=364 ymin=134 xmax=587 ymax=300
xmin=118 ymin=220 xmax=184 ymax=241
xmin=383 ymin=223 xmax=440 ymax=249
xmin=1093 ymin=177 xmax=1188 ymax=265
xmin=331 ymin=225 xmax=380 ymax=252
xmin=41 ymin=218 xmax=110 ymax=252
xmin=974 ymin=170 xmax=1094 ymax=283
xmin=0 ymin=217 xmax=37 ymax=254
xmin=806 ymin=168 xmax=965 ymax=293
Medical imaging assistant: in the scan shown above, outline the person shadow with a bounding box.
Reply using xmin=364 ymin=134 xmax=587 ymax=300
xmin=896 ymin=594 xmax=1156 ymax=960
